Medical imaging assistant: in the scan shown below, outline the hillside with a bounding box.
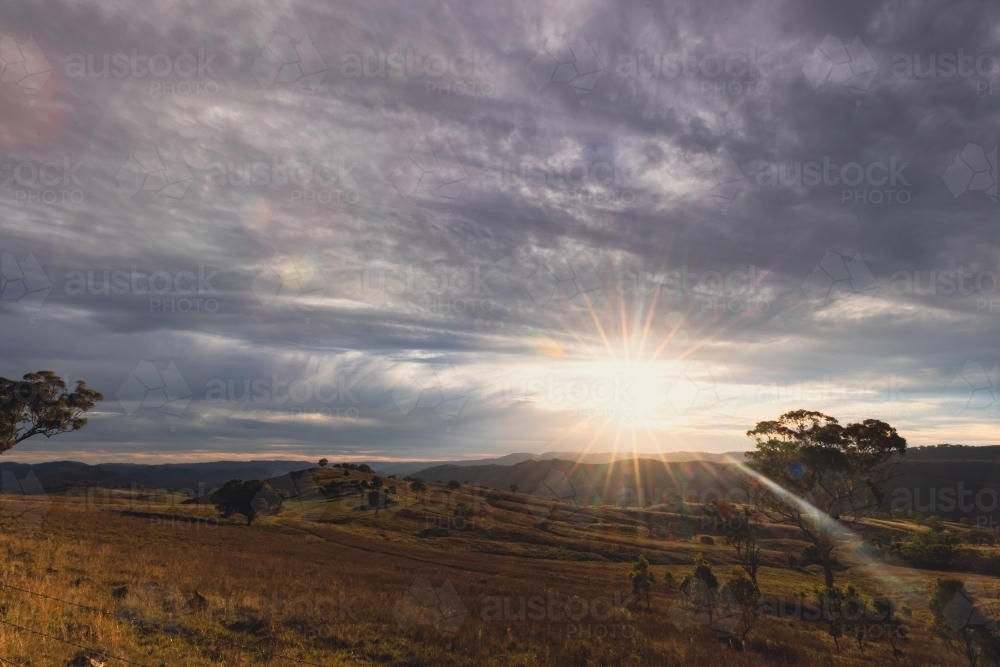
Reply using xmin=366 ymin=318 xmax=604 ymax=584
xmin=0 ymin=460 xmax=315 ymax=492
xmin=412 ymin=457 xmax=743 ymax=507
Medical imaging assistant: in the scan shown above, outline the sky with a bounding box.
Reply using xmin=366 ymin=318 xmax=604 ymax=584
xmin=0 ymin=0 xmax=998 ymax=463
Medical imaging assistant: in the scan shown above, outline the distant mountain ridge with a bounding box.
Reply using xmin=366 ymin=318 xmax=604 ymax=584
xmin=371 ymin=450 xmax=746 ymax=477
xmin=0 ymin=445 xmax=995 ymax=496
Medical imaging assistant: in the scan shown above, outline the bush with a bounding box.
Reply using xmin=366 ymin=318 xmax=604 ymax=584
xmin=447 ymin=480 xmax=461 ymax=489
xmin=801 ymin=544 xmax=821 ymax=563
xmin=699 ymin=535 xmax=715 ymax=545
xmin=357 ymin=463 xmax=373 ymax=474
xmin=886 ymin=530 xmax=958 ymax=569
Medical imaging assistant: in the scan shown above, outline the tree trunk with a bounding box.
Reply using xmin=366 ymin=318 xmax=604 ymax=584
xmin=821 ymin=550 xmax=834 ymax=588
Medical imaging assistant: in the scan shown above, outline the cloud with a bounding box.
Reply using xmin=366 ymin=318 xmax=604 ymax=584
xmin=0 ymin=0 xmax=997 ymax=461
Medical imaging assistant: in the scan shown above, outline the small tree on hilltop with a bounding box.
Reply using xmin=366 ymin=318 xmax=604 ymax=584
xmin=357 ymin=463 xmax=372 ymax=474
xmin=447 ymin=480 xmax=461 ymax=490
xmin=703 ymin=500 xmax=763 ymax=588
xmin=367 ymin=489 xmax=385 ymax=515
xmin=726 ymin=571 xmax=762 ymax=644
xmin=318 ymin=458 xmax=328 ymax=468
xmin=410 ymin=481 xmax=427 ymax=493
xmin=744 ymin=410 xmax=906 ymax=588
xmin=209 ymin=479 xmax=283 ymax=525
xmin=628 ymin=555 xmax=656 ymax=610
xmin=0 ymin=371 xmax=103 ymax=452
xmin=679 ymin=553 xmax=722 ymax=627
xmin=510 ymin=484 xmax=518 ymax=494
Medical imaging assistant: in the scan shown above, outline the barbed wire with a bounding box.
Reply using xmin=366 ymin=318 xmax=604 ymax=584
xmin=0 ymin=617 xmax=152 ymax=666
xmin=0 ymin=580 xmax=331 ymax=667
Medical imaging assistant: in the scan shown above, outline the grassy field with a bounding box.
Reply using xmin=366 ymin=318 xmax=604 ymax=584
xmin=0 ymin=467 xmax=996 ymax=666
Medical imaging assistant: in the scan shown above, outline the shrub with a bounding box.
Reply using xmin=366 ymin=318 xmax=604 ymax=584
xmin=447 ymin=480 xmax=461 ymax=489
xmin=890 ymin=530 xmax=958 ymax=569
xmin=699 ymin=535 xmax=715 ymax=545
xmin=801 ymin=545 xmax=821 ymax=563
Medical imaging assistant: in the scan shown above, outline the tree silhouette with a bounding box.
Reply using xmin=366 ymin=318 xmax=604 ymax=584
xmin=318 ymin=458 xmax=328 ymax=468
xmin=744 ymin=410 xmax=906 ymax=587
xmin=209 ymin=479 xmax=283 ymax=525
xmin=702 ymin=500 xmax=763 ymax=588
xmin=510 ymin=484 xmax=518 ymax=494
xmin=628 ymin=555 xmax=656 ymax=610
xmin=0 ymin=371 xmax=103 ymax=453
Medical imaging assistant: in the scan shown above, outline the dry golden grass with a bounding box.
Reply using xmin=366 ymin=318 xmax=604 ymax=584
xmin=0 ymin=475 xmax=991 ymax=666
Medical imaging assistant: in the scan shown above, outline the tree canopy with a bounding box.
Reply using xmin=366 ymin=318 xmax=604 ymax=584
xmin=744 ymin=410 xmax=906 ymax=587
xmin=209 ymin=479 xmax=284 ymax=525
xmin=0 ymin=371 xmax=104 ymax=454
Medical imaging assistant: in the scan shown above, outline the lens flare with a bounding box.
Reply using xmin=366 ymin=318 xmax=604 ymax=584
xmin=526 ymin=334 xmax=564 ymax=358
